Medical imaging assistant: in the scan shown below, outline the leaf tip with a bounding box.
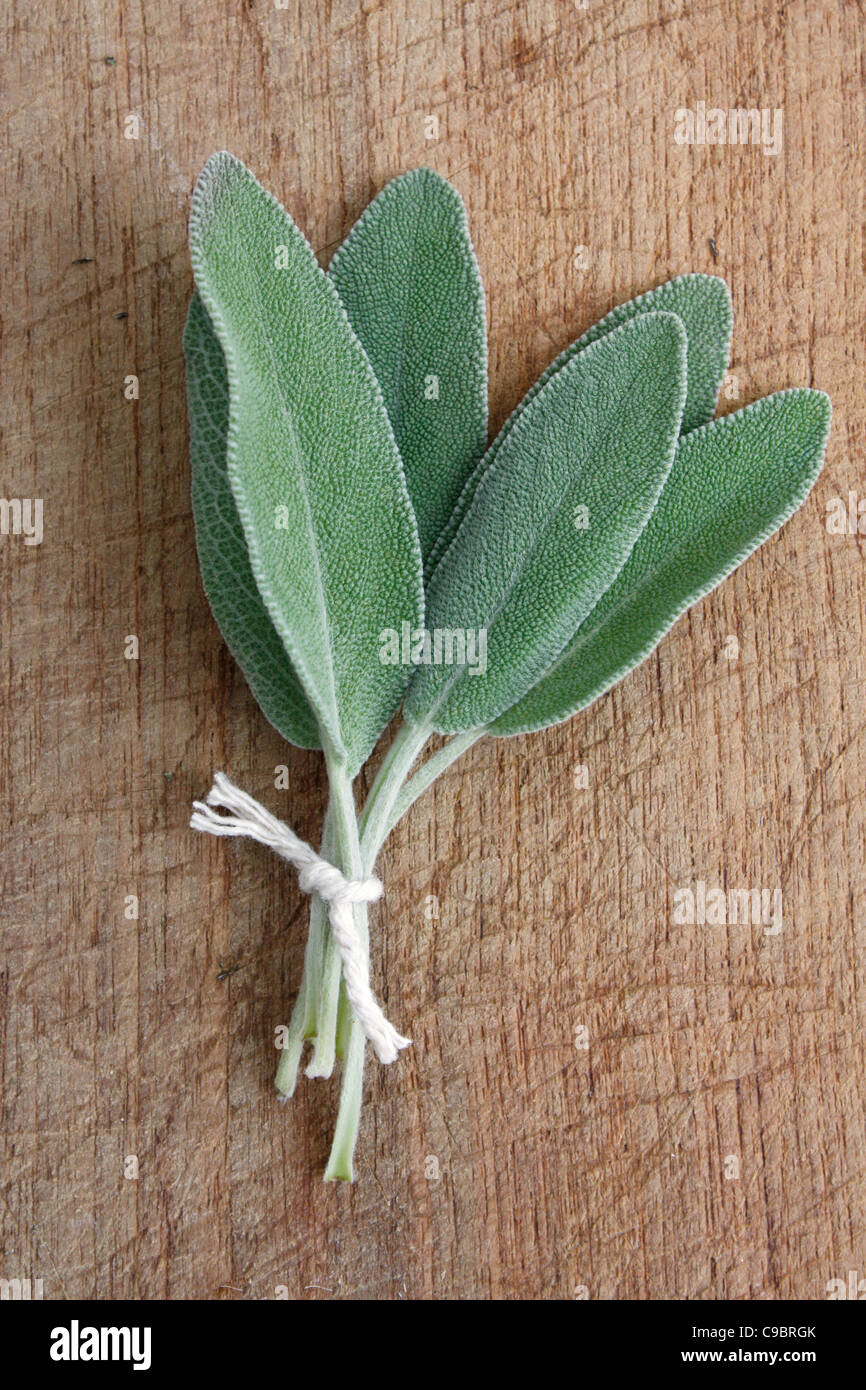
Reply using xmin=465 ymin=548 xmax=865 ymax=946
xmin=189 ymin=151 xmax=251 ymax=244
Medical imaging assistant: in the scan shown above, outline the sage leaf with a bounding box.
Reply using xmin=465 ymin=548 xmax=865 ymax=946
xmin=189 ymin=152 xmax=424 ymax=775
xmin=491 ymin=389 xmax=831 ymax=736
xmin=185 ymin=292 xmax=320 ymax=749
xmin=426 ymin=273 xmax=731 ymax=576
xmin=526 ymin=272 xmax=732 ymax=437
xmin=329 ymin=168 xmax=487 ymax=568
xmin=404 ymin=311 xmax=688 ymax=733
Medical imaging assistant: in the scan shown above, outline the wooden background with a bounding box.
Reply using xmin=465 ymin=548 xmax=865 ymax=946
xmin=2 ymin=0 xmax=864 ymax=1300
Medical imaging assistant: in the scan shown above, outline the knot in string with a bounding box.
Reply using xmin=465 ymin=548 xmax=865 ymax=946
xmin=190 ymin=771 xmax=409 ymax=1064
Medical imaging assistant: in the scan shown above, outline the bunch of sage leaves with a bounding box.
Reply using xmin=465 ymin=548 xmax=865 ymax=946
xmin=185 ymin=153 xmax=831 ymax=1179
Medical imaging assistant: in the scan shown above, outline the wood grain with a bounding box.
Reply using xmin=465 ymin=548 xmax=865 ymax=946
xmin=1 ymin=0 xmax=864 ymax=1300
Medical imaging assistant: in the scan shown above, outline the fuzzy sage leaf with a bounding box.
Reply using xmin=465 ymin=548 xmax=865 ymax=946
xmin=184 ymin=291 xmax=320 ymax=750
xmin=490 ymin=390 xmax=832 ymax=735
xmin=189 ymin=151 xmax=424 ymax=775
xmin=329 ymin=168 xmax=487 ymax=569
xmin=404 ymin=311 xmax=688 ymax=733
xmin=426 ymin=273 xmax=732 ymax=576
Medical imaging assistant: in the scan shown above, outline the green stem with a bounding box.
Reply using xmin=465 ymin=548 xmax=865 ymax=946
xmin=334 ymin=977 xmax=352 ymax=1061
xmin=274 ymin=969 xmax=308 ymax=1098
xmin=357 ymin=718 xmax=434 ymax=869
xmin=306 ymin=931 xmax=342 ymax=1078
xmin=326 ymin=749 xmax=364 ymax=881
xmin=362 ymin=726 xmax=484 ymax=864
xmin=324 ymin=1007 xmax=366 ymax=1181
xmin=292 ymin=724 xmax=485 ymax=1177
xmin=301 ymin=803 xmax=333 ymax=1029
xmin=305 ymin=807 xmax=341 ymax=1078
xmin=274 ymin=802 xmax=334 ymax=1097
xmin=322 ymin=749 xmax=370 ymax=1181
xmin=324 ymin=725 xmax=485 ymax=1178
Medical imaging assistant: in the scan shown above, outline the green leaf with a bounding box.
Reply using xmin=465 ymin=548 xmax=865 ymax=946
xmin=403 ymin=311 xmax=688 ymax=733
xmin=527 ymin=272 xmax=731 ymax=436
xmin=490 ymin=389 xmax=831 ymax=736
xmin=329 ymin=168 xmax=487 ymax=568
xmin=189 ymin=152 xmax=424 ymax=775
xmin=184 ymin=291 xmax=320 ymax=750
xmin=426 ymin=274 xmax=731 ymax=576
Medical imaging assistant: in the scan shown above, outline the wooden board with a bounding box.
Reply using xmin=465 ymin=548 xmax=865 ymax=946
xmin=1 ymin=0 xmax=864 ymax=1300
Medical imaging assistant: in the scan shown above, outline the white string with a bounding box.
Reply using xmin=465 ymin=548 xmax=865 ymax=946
xmin=190 ymin=772 xmax=410 ymax=1065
